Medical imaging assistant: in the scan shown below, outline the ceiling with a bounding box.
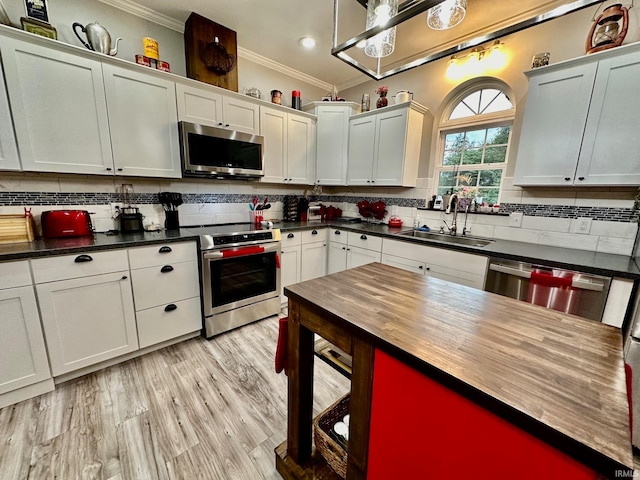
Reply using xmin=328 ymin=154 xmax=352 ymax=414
xmin=123 ymin=0 xmax=603 ymax=89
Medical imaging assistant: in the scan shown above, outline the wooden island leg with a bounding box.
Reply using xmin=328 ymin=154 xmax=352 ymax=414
xmin=287 ymin=300 xmax=315 ymax=464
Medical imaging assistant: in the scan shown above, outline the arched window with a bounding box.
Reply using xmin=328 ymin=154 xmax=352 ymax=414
xmin=435 ymin=80 xmax=515 ymax=205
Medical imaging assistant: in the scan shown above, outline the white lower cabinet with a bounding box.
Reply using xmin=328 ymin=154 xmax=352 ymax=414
xmin=0 ymin=261 xmax=51 ymax=403
xmin=129 ymin=242 xmax=201 ymax=348
xmin=301 ymin=229 xmax=327 ymax=282
xmin=382 ymin=239 xmax=488 ymax=289
xmin=328 ymin=229 xmax=382 ymax=273
xmin=281 ymin=231 xmax=302 ymax=301
xmin=35 ymin=270 xmax=138 ymax=376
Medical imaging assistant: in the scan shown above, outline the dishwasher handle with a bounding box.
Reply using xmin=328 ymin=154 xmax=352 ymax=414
xmin=488 ymin=263 xmax=604 ymax=292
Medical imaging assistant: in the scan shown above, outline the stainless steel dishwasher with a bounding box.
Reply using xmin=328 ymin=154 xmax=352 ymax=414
xmin=484 ymin=259 xmax=612 ymax=322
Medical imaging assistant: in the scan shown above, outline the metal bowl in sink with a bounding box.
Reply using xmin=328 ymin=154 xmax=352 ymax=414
xmin=396 ymin=229 xmax=495 ymax=248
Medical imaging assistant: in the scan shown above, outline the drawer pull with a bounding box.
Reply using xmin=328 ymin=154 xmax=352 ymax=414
xmin=311 ymin=229 xmax=318 ymax=235
xmin=334 ymin=230 xmax=341 ymax=235
xmin=159 ymin=246 xmax=172 ymax=253
xmin=164 ymin=304 xmax=177 ymax=312
xmin=121 ymin=275 xmax=128 ymax=280
xmin=360 ymin=235 xmax=367 ymax=240
xmin=74 ymin=254 xmax=93 ymax=263
xmin=160 ymin=265 xmax=174 ymax=273
xmin=287 ymin=233 xmax=295 ymax=238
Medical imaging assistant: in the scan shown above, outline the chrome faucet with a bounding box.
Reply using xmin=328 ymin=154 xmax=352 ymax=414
xmin=462 ymin=204 xmax=470 ymax=236
xmin=446 ymin=193 xmax=459 ymax=235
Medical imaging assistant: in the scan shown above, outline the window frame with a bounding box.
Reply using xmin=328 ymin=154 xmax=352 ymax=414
xmin=434 ymin=81 xmax=516 ymax=204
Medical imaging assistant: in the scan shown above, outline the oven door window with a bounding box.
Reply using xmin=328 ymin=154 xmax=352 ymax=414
xmin=210 ymin=252 xmax=277 ymax=308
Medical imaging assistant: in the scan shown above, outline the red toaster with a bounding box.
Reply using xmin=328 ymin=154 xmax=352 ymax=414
xmin=41 ymin=210 xmax=93 ymax=239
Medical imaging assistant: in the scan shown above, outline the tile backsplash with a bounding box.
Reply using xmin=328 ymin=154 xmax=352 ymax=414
xmin=0 ymin=173 xmax=637 ymax=256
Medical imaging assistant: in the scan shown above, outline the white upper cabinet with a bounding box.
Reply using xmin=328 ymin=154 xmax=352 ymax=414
xmin=303 ymin=102 xmax=359 ymax=186
xmin=347 ymin=102 xmax=425 ymax=187
xmin=102 ymin=64 xmax=181 ymax=178
xmin=259 ymin=105 xmax=315 ymax=184
xmin=176 ymin=83 xmax=223 ymax=126
xmin=514 ymin=43 xmax=640 ymax=186
xmin=0 ymin=64 xmax=20 ymax=171
xmin=0 ymin=36 xmax=114 ymax=175
xmin=175 ymin=82 xmax=259 ymax=135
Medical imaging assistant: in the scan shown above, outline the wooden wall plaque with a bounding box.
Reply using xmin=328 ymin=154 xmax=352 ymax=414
xmin=184 ymin=12 xmax=238 ymax=92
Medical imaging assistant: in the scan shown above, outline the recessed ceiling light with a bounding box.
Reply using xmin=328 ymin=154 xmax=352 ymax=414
xmin=299 ymin=37 xmax=316 ymax=48
xmin=356 ymin=40 xmax=366 ymax=49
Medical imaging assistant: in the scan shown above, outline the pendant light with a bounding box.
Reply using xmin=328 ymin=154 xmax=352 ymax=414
xmin=427 ymin=0 xmax=467 ymax=30
xmin=364 ymin=0 xmax=399 ymax=58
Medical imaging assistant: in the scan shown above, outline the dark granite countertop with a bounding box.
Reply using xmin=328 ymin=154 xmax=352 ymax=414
xmin=0 ymin=221 xmax=638 ymax=279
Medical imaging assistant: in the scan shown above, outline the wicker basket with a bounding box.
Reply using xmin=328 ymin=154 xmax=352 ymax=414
xmin=314 ymin=393 xmax=350 ymax=478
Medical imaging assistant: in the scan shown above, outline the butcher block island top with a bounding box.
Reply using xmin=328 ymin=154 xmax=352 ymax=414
xmin=279 ymin=262 xmax=633 ymax=479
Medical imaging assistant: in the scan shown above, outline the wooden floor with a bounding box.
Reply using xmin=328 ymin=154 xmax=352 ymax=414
xmin=0 ymin=313 xmax=350 ymax=480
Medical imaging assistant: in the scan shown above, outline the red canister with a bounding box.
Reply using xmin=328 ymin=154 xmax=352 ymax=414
xmin=292 ymin=90 xmax=302 ymax=110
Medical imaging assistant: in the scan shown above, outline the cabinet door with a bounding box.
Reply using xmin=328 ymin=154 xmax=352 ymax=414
xmin=373 ymin=108 xmax=408 ymax=186
xmin=347 ymin=116 xmax=376 ymax=185
xmin=103 ymin=64 xmax=181 ymax=178
xmin=347 ymin=246 xmax=380 ymax=269
xmin=513 ymin=63 xmax=597 ymax=186
xmin=222 ymin=96 xmax=260 ymax=134
xmin=281 ymin=246 xmax=301 ymax=300
xmin=328 ymin=242 xmax=348 ymax=274
xmin=175 ymin=83 xmax=223 ymax=127
xmin=260 ymin=107 xmax=287 ymax=183
xmin=0 ymin=286 xmax=50 ymax=394
xmin=301 ymin=242 xmax=327 ymax=282
xmin=577 ymin=51 xmax=640 ymax=185
xmin=287 ymin=114 xmax=315 ymax=185
xmin=316 ymin=106 xmax=350 ymax=185
xmin=37 ymin=272 xmax=138 ymax=376
xmin=0 ymin=65 xmax=20 ymax=171
xmin=0 ymin=37 xmax=114 ymax=175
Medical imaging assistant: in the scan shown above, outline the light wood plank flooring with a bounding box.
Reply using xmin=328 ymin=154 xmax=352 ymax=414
xmin=0 ymin=313 xmax=350 ymax=480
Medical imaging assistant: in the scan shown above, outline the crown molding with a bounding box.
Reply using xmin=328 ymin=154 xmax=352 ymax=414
xmin=237 ymin=47 xmax=333 ymax=92
xmin=96 ymin=0 xmax=184 ymax=32
xmin=97 ymin=0 xmax=334 ymax=92
xmin=336 ymin=74 xmax=370 ymax=92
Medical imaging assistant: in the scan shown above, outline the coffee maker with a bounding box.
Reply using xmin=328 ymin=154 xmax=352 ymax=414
xmin=118 ymin=184 xmax=144 ymax=233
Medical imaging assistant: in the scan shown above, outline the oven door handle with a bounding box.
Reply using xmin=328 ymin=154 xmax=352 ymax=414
xmin=488 ymin=263 xmax=604 ymax=292
xmin=204 ymin=242 xmax=280 ymax=260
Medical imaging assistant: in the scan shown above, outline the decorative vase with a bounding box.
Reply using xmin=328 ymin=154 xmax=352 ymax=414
xmin=376 ymin=92 xmax=388 ymax=109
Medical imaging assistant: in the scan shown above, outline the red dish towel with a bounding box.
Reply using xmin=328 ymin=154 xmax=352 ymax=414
xmin=625 ymin=363 xmax=633 ymax=432
xmin=275 ymin=317 xmax=288 ymax=375
xmin=526 ymin=270 xmax=580 ymax=315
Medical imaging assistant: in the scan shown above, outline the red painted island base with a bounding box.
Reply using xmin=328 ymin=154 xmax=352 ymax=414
xmin=367 ymin=350 xmax=598 ymax=480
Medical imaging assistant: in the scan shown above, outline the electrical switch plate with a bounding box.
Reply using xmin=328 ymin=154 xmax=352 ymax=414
xmin=509 ymin=212 xmax=523 ymax=228
xmin=576 ymin=217 xmax=592 ymax=234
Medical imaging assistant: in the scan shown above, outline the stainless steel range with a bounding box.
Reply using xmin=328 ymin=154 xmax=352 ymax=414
xmin=184 ymin=224 xmax=281 ymax=338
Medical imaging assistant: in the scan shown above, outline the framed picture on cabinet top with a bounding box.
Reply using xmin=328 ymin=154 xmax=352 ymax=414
xmin=20 ymin=17 xmax=57 ymax=40
xmin=24 ymin=0 xmax=49 ymax=23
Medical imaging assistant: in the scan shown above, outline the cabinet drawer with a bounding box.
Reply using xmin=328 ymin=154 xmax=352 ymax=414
xmin=0 ymin=260 xmax=32 ymax=288
xmin=128 ymin=241 xmax=196 ymax=269
xmin=31 ymin=250 xmax=129 ymax=284
xmin=347 ymin=231 xmax=382 ymax=251
xmin=301 ymin=228 xmax=327 ymax=244
xmin=329 ymin=228 xmax=347 ymax=244
xmin=136 ymin=297 xmax=202 ymax=349
xmin=131 ymin=260 xmax=199 ymax=311
xmin=281 ymin=231 xmax=302 ymax=248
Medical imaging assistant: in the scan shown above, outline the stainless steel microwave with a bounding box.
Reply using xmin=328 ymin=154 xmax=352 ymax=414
xmin=179 ymin=121 xmax=264 ymax=179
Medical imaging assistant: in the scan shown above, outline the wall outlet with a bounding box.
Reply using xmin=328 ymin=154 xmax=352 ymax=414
xmin=576 ymin=217 xmax=592 ymax=234
xmin=509 ymin=212 xmax=523 ymax=228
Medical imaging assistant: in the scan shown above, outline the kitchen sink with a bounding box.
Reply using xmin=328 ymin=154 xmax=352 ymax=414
xmin=396 ymin=230 xmax=495 ymax=248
